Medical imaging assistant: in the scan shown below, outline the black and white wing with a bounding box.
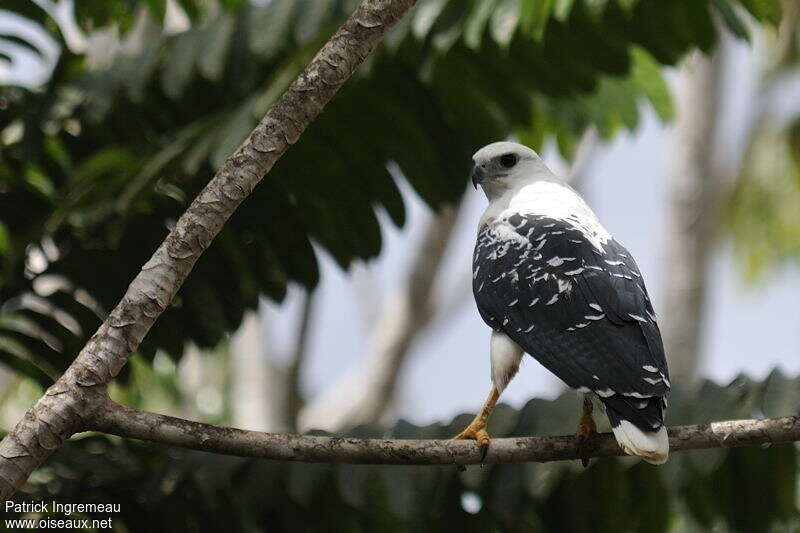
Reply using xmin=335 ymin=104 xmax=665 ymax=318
xmin=472 ymin=213 xmax=669 ymax=431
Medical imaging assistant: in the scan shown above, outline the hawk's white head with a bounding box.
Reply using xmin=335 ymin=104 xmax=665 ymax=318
xmin=471 ymin=141 xmax=557 ymax=201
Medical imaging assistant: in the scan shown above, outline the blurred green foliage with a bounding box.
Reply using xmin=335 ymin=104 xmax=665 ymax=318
xmin=0 ymin=0 xmax=780 ymax=385
xmin=727 ymin=117 xmax=800 ymax=280
xmin=3 ymin=372 xmax=800 ymax=532
xmin=720 ymin=0 xmax=800 ymax=280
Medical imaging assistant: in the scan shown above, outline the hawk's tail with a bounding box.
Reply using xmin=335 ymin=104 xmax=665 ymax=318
xmin=603 ymin=396 xmax=669 ymax=465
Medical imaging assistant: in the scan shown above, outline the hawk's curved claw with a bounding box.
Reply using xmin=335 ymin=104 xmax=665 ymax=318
xmin=452 ymin=386 xmax=499 ymax=466
xmin=453 ymin=425 xmax=491 ymax=448
xmin=453 ymin=425 xmax=491 ymax=463
xmin=453 ymin=424 xmax=492 ymax=463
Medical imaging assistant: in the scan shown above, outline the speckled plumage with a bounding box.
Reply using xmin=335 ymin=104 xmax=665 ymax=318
xmin=470 ymin=141 xmax=670 ymax=464
xmin=473 ymin=213 xmax=669 ymax=431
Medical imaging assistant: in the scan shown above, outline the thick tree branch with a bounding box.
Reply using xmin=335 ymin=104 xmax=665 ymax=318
xmin=89 ymin=400 xmax=800 ymax=465
xmin=0 ymin=0 xmax=416 ymax=501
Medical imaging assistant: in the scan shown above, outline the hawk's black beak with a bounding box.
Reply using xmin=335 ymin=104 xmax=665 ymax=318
xmin=471 ymin=164 xmax=486 ymax=189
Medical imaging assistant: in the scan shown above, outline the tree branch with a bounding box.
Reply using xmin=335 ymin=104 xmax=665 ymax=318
xmin=89 ymin=400 xmax=800 ymax=465
xmin=770 ymin=0 xmax=800 ymax=76
xmin=0 ymin=0 xmax=416 ymax=501
xmin=565 ymin=124 xmax=599 ymax=189
xmin=285 ymin=292 xmax=315 ymax=430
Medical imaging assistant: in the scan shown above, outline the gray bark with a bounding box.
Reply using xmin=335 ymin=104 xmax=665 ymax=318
xmin=565 ymin=125 xmax=599 ymax=189
xmin=661 ymin=48 xmax=724 ymax=384
xmin=772 ymin=0 xmax=800 ymax=75
xmin=231 ymin=311 xmax=289 ymax=432
xmin=284 ymin=293 xmax=314 ymax=430
xmin=0 ymin=0 xmax=416 ymax=501
xmin=90 ymin=398 xmax=800 ymax=465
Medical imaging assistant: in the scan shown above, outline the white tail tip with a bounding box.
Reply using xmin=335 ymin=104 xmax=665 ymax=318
xmin=611 ymin=420 xmax=669 ymax=465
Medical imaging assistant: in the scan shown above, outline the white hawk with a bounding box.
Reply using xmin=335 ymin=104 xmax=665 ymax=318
xmin=453 ymin=141 xmax=670 ymax=465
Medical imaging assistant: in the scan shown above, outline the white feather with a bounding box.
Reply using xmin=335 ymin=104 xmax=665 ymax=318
xmin=490 ymin=331 xmax=523 ymax=393
xmin=611 ymin=421 xmax=669 ymax=465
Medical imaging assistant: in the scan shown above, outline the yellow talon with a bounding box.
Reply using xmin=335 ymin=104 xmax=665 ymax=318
xmin=452 ymin=385 xmax=500 ymax=458
xmin=453 ymin=424 xmax=492 ymax=447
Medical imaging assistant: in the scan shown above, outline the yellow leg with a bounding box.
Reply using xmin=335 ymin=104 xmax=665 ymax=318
xmin=452 ymin=385 xmax=500 ymax=447
xmin=575 ymin=394 xmax=598 ymax=467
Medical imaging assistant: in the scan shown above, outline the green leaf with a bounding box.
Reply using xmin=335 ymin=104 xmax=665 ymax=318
xmin=198 ymin=14 xmax=236 ymax=82
xmin=210 ymin=100 xmax=256 ymax=169
xmin=219 ymin=0 xmax=247 ymax=9
xmin=554 ymin=0 xmax=575 ymax=20
xmin=24 ymin=165 xmax=55 ymax=200
xmin=176 ymin=0 xmax=202 ymax=21
xmin=761 ymin=369 xmax=800 ymax=418
xmin=464 ymin=0 xmax=498 ymax=49
xmin=145 ymin=0 xmax=167 ymax=21
xmin=726 ymin=126 xmax=800 ymax=279
xmin=711 ymin=0 xmax=751 ymax=40
xmin=617 ymin=0 xmax=637 ymax=13
xmin=738 ymin=0 xmax=783 ymax=25
xmin=248 ymin=0 xmax=296 ymax=58
xmin=162 ymin=29 xmax=200 ymax=100
xmin=630 ymin=47 xmax=674 ymax=121
xmin=412 ymin=0 xmax=449 ymax=39
xmin=0 ymin=221 xmax=9 ymax=256
xmin=520 ymin=0 xmax=554 ymax=40
xmin=295 ymin=0 xmax=335 ymax=44
xmin=0 ymin=336 xmax=55 ymax=388
xmin=584 ymin=0 xmax=610 ymax=18
xmin=490 ymin=0 xmax=521 ymax=47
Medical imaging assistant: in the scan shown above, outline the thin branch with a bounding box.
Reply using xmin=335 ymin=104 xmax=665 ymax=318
xmin=0 ymin=0 xmax=416 ymax=501
xmin=769 ymin=0 xmax=800 ymax=77
xmin=285 ymin=292 xmax=315 ymax=429
xmin=565 ymin=125 xmax=599 ymax=189
xmin=89 ymin=400 xmax=800 ymax=465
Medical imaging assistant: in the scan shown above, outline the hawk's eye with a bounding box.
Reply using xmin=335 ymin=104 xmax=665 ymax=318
xmin=499 ymin=153 xmax=518 ymax=168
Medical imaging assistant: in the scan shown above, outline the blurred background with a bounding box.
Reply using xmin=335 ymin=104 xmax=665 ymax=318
xmin=1 ymin=0 xmax=800 ymax=531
